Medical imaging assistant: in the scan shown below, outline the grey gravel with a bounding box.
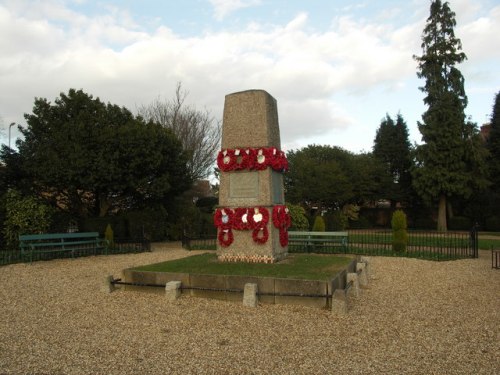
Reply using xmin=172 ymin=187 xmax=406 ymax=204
xmin=0 ymin=246 xmax=499 ymax=375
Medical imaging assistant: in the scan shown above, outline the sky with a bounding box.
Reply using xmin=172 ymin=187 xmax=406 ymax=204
xmin=1 ymin=0 xmax=499 ymax=153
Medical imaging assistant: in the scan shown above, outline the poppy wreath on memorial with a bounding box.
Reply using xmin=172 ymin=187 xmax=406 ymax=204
xmin=215 ymin=206 xmax=271 ymax=245
xmin=248 ymin=206 xmax=270 ymax=244
xmin=216 ymin=147 xmax=288 ymax=173
xmin=272 ymin=205 xmax=291 ymax=247
xmin=214 ymin=208 xmax=235 ymax=247
xmin=233 ymin=207 xmax=252 ymax=230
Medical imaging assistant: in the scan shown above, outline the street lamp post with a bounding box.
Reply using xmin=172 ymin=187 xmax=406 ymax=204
xmin=8 ymin=122 xmax=15 ymax=149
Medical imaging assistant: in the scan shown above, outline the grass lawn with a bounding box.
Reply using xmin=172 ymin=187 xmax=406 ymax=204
xmin=133 ymin=253 xmax=354 ymax=281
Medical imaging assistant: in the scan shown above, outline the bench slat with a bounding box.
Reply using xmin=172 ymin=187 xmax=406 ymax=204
xmin=18 ymin=232 xmax=108 ymax=263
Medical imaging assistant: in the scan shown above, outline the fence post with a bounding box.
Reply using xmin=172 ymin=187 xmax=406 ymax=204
xmin=470 ymin=224 xmax=479 ymax=258
xmin=181 ymin=231 xmax=191 ymax=250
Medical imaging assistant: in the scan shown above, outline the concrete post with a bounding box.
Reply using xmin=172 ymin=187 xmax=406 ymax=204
xmin=360 ymin=256 xmax=371 ymax=279
xmin=165 ymin=281 xmax=182 ymax=301
xmin=357 ymin=262 xmax=368 ymax=287
xmin=243 ymin=283 xmax=258 ymax=307
xmin=346 ymin=272 xmax=359 ymax=297
xmin=331 ymin=289 xmax=348 ymax=315
xmin=103 ymin=275 xmax=115 ymax=293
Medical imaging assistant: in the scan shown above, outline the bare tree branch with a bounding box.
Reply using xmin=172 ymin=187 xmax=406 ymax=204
xmin=137 ymin=82 xmax=221 ymax=181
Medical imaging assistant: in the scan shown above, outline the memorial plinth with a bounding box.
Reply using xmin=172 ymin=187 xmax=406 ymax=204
xmin=215 ymin=90 xmax=289 ymax=263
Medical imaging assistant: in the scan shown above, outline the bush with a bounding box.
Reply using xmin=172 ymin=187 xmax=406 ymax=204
xmin=448 ymin=216 xmax=472 ymax=231
xmin=105 ymin=224 xmax=114 ymax=248
xmin=325 ymin=211 xmax=348 ymax=231
xmin=485 ymin=216 xmax=500 ymax=232
xmin=4 ymin=190 xmax=54 ymax=250
xmin=412 ymin=215 xmax=436 ymax=230
xmin=391 ymin=210 xmax=408 ymax=252
xmin=349 ymin=216 xmax=372 ymax=229
xmin=286 ymin=203 xmax=309 ymax=231
xmin=81 ymin=216 xmax=127 ymax=238
xmin=312 ymin=215 xmax=326 ymax=232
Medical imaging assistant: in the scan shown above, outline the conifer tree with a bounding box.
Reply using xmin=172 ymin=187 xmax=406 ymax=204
xmin=487 ymin=91 xmax=500 ymax=191
xmin=373 ymin=113 xmax=412 ymax=205
xmin=412 ymin=0 xmax=483 ymax=231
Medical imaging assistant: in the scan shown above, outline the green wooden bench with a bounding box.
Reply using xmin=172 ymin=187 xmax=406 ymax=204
xmin=19 ymin=232 xmax=108 ymax=263
xmin=288 ymin=231 xmax=348 ymax=253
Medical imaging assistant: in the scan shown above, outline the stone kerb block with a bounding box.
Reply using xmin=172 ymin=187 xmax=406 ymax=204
xmin=165 ymin=281 xmax=182 ymax=301
xmin=356 ymin=262 xmax=368 ymax=287
xmin=331 ymin=289 xmax=348 ymax=315
xmin=346 ymin=272 xmax=359 ymax=297
xmin=103 ymin=275 xmax=115 ymax=293
xmin=360 ymin=256 xmax=371 ymax=279
xmin=243 ymin=283 xmax=258 ymax=307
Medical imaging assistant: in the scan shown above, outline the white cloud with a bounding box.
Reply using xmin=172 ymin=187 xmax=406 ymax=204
xmin=209 ymin=0 xmax=261 ymax=21
xmin=1 ymin=1 xmax=499 ymax=151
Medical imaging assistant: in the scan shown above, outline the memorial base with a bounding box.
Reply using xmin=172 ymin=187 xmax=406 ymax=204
xmin=217 ymin=225 xmax=287 ymax=264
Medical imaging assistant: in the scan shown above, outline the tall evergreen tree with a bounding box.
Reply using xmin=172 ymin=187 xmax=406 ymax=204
xmin=373 ymin=113 xmax=412 ymax=205
xmin=412 ymin=0 xmax=483 ymax=231
xmin=487 ymin=91 xmax=500 ymax=190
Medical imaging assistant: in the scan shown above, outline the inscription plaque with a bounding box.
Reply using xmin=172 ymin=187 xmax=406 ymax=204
xmin=229 ymin=172 xmax=259 ymax=198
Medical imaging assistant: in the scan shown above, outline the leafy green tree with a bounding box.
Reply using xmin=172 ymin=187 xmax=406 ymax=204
xmin=412 ymin=0 xmax=486 ymax=231
xmin=8 ymin=89 xmax=192 ymax=217
xmin=285 ymin=145 xmax=391 ymax=212
xmin=373 ymin=113 xmax=413 ymax=205
xmin=285 ymin=145 xmax=353 ymax=210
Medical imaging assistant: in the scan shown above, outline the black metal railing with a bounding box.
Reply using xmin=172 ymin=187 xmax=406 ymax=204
xmin=492 ymin=248 xmax=500 ymax=269
xmin=182 ymin=234 xmax=217 ymax=251
xmin=183 ymin=228 xmax=478 ymax=261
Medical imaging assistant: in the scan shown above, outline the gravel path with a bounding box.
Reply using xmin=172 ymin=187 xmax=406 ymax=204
xmin=0 ymin=247 xmax=498 ymax=375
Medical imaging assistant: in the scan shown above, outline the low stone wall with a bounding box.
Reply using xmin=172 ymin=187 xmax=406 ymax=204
xmin=117 ymin=257 xmax=369 ymax=312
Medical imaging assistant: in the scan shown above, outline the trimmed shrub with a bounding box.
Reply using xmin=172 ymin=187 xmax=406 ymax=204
xmin=104 ymin=224 xmax=114 ymax=248
xmin=312 ymin=215 xmax=326 ymax=232
xmin=391 ymin=210 xmax=408 ymax=252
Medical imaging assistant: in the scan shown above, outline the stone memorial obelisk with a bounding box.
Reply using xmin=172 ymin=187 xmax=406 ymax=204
xmin=215 ymin=89 xmax=289 ymax=263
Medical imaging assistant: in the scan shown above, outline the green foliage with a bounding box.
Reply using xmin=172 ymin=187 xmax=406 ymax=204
xmin=485 ymin=216 xmax=500 ymax=232
xmin=286 ymin=203 xmax=309 ymax=231
xmin=373 ymin=113 xmax=414 ymax=205
xmin=104 ymin=224 xmax=114 ymax=248
xmin=284 ymin=145 xmax=391 ymax=210
xmin=412 ymin=1 xmax=487 ymax=231
xmin=487 ymin=91 xmax=500 ymax=202
xmin=312 ymin=215 xmax=326 ymax=232
xmin=448 ymin=216 xmax=472 ymax=231
xmin=325 ymin=211 xmax=348 ymax=231
xmin=4 ymin=190 xmax=54 ymax=249
xmin=391 ymin=210 xmax=408 ymax=252
xmin=11 ymin=89 xmax=191 ymax=217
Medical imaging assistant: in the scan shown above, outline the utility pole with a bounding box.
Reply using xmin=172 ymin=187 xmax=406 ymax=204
xmin=8 ymin=122 xmax=15 ymax=149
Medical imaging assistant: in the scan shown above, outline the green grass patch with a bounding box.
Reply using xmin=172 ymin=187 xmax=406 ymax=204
xmin=133 ymin=253 xmax=353 ymax=281
xmin=479 ymin=238 xmax=500 ymax=250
